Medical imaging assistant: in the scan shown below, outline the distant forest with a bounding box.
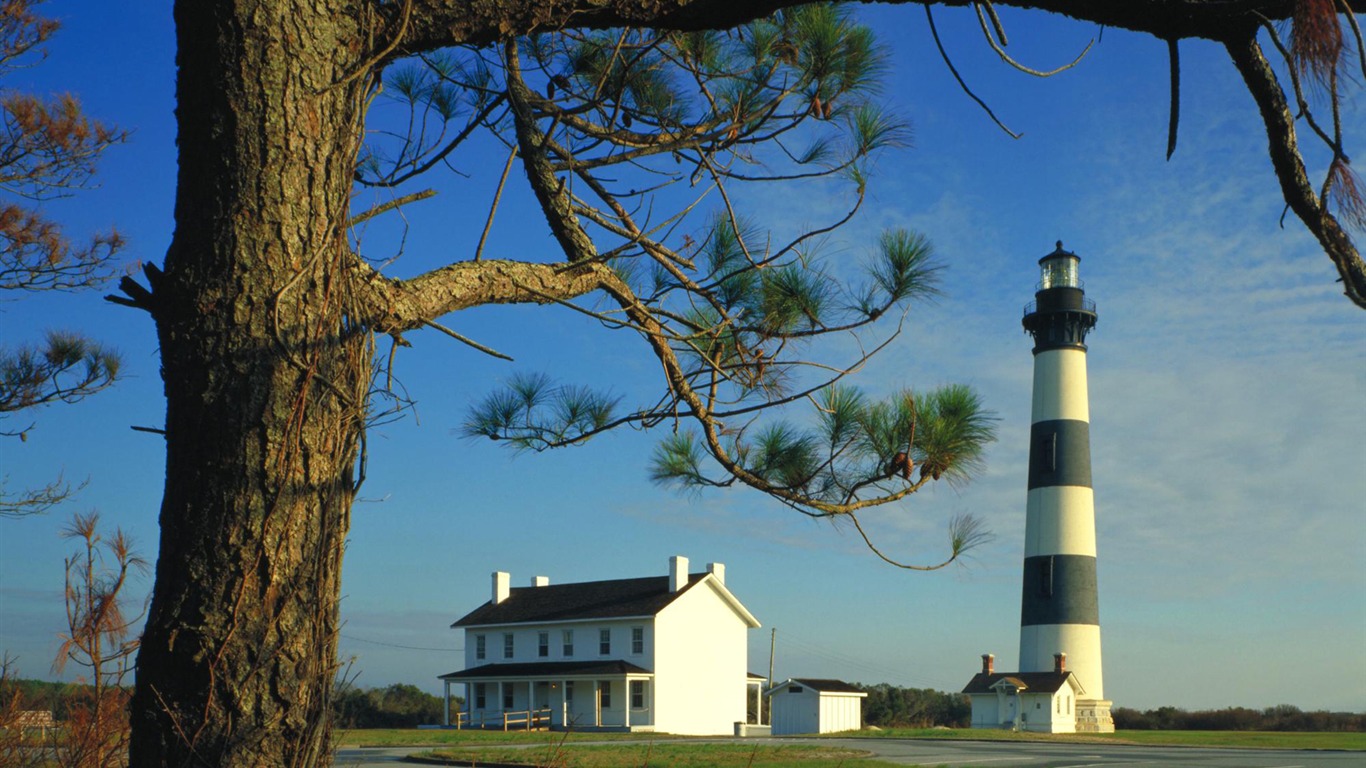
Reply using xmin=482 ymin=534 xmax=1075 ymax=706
xmin=1113 ymin=705 xmax=1366 ymax=732
xmin=6 ymin=678 xmax=1364 ymax=731
xmin=854 ymin=683 xmax=970 ymax=728
xmin=5 ymin=679 xmax=449 ymax=730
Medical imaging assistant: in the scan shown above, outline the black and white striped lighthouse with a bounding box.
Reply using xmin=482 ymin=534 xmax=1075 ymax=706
xmin=1018 ymin=242 xmax=1113 ymax=731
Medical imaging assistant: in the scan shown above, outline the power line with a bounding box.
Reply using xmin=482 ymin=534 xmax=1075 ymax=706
xmin=339 ymin=633 xmax=461 ymax=653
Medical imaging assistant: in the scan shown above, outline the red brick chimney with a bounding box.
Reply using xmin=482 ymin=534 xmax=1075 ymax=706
xmin=982 ymin=654 xmax=995 ymax=674
xmin=1054 ymin=652 xmax=1066 ymax=674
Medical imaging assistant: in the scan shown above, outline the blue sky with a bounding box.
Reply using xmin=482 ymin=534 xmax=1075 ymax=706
xmin=1 ymin=2 xmax=1363 ymax=713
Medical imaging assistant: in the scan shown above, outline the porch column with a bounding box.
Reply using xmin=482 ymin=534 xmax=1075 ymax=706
xmin=443 ymin=680 xmax=450 ymax=725
xmin=624 ymin=680 xmax=630 ymax=729
xmin=594 ymin=680 xmax=601 ymax=727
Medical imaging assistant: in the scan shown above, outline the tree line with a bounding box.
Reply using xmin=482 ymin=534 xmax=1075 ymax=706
xmin=4 ymin=678 xmax=455 ymax=731
xmin=844 ymin=683 xmax=1366 ymax=733
xmin=1113 ymin=705 xmax=1366 ymax=732
xmin=854 ymin=683 xmax=970 ymax=728
xmin=332 ymin=683 xmax=452 ymax=729
xmin=10 ymin=675 xmax=1366 ymax=733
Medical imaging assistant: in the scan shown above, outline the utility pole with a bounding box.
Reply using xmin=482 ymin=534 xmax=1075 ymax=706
xmin=765 ymin=627 xmax=776 ymax=725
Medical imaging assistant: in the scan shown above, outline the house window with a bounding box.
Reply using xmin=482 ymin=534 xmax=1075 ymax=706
xmin=631 ymin=626 xmax=644 ymax=655
xmin=598 ymin=681 xmax=611 ymax=709
xmin=503 ymin=686 xmax=514 ymax=710
xmin=565 ymin=681 xmax=575 ymax=703
xmin=599 ymin=628 xmax=611 ymax=655
xmin=788 ymin=685 xmax=803 ymax=694
xmin=503 ymin=632 xmax=514 ymax=659
xmin=538 ymin=631 xmax=549 ymax=658
xmin=475 ymin=634 xmax=486 ymax=660
xmin=474 ymin=683 xmax=486 ymax=709
xmin=630 ymin=680 xmax=645 ymax=709
xmin=562 ymin=629 xmax=574 ymax=657
xmin=1057 ymin=697 xmax=1062 ymax=713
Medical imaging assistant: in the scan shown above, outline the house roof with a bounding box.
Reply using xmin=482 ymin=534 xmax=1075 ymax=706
xmin=454 ymin=572 xmax=759 ymax=628
xmin=440 ymin=660 xmax=652 ymax=680
xmin=767 ymin=678 xmax=868 ymax=696
xmin=961 ymin=671 xmax=1080 ymax=696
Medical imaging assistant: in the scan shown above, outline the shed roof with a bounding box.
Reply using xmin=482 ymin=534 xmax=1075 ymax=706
xmin=768 ymin=677 xmax=867 ymax=696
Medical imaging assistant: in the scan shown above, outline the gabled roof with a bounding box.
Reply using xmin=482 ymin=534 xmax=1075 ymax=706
xmin=453 ymin=573 xmax=707 ymax=628
xmin=440 ymin=660 xmax=651 ymax=680
xmin=961 ymin=671 xmax=1081 ymax=696
xmin=767 ymin=678 xmax=868 ymax=696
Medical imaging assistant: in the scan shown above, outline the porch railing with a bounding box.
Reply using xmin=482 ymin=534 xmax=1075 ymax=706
xmin=461 ymin=708 xmax=553 ymax=731
xmin=500 ymin=708 xmax=553 ymax=731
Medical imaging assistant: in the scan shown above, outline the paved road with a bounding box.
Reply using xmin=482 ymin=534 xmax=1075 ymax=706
xmin=336 ymin=738 xmax=1363 ymax=768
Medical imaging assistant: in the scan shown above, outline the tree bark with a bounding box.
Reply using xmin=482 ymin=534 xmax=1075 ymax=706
xmin=129 ymin=2 xmax=374 ymax=765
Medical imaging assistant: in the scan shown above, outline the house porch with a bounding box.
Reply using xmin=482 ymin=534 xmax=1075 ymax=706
xmin=440 ymin=660 xmax=656 ymax=732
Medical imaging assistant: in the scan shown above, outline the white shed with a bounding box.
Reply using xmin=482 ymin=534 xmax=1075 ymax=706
xmin=766 ymin=678 xmax=867 ymax=735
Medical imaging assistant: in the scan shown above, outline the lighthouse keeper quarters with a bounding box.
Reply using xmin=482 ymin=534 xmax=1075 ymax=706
xmin=440 ymin=556 xmax=762 ymax=736
xmin=963 ymin=654 xmax=1083 ymax=733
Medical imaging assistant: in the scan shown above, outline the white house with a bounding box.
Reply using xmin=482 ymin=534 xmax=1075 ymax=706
xmin=962 ymin=654 xmax=1085 ymax=733
xmin=766 ymin=678 xmax=867 ymax=735
xmin=439 ymin=555 xmax=762 ymax=735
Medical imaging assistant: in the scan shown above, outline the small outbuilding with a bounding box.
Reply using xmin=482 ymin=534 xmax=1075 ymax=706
xmin=962 ymin=654 xmax=1085 ymax=733
xmin=766 ymin=678 xmax=867 ymax=735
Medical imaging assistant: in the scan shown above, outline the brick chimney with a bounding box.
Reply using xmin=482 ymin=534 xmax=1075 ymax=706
xmin=706 ymin=562 xmax=725 ymax=585
xmin=982 ymin=654 xmax=995 ymax=674
xmin=1054 ymin=652 xmax=1067 ymax=674
xmin=532 ymin=576 xmax=549 ymax=587
xmin=492 ymin=571 xmax=510 ymax=604
xmin=670 ymin=555 xmax=689 ymax=592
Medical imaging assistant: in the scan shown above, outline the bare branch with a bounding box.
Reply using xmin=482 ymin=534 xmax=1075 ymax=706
xmin=925 ymin=6 xmax=1022 ymax=139
xmin=421 ymin=319 xmax=515 ymax=360
xmin=974 ymin=2 xmax=1094 ymax=77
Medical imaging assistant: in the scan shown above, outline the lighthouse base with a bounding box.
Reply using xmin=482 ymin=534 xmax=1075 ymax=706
xmin=1075 ymin=699 xmax=1114 ymax=733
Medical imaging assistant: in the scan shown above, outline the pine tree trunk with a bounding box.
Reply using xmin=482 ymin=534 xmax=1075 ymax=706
xmin=130 ymin=2 xmax=372 ymax=765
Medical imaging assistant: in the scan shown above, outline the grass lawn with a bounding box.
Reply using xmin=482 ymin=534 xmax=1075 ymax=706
xmin=338 ymin=726 xmax=1366 ymax=753
xmin=842 ymin=727 xmax=1366 ymax=751
xmin=420 ymin=742 xmax=893 ymax=767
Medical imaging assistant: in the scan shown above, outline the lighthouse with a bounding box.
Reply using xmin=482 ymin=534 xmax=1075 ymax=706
xmin=1018 ymin=242 xmax=1112 ymax=732
xmin=961 ymin=243 xmax=1114 ymax=733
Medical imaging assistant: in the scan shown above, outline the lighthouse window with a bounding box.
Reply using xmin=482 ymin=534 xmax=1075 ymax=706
xmin=1037 ymin=556 xmax=1054 ymax=597
xmin=1041 ymin=433 xmax=1057 ymax=473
